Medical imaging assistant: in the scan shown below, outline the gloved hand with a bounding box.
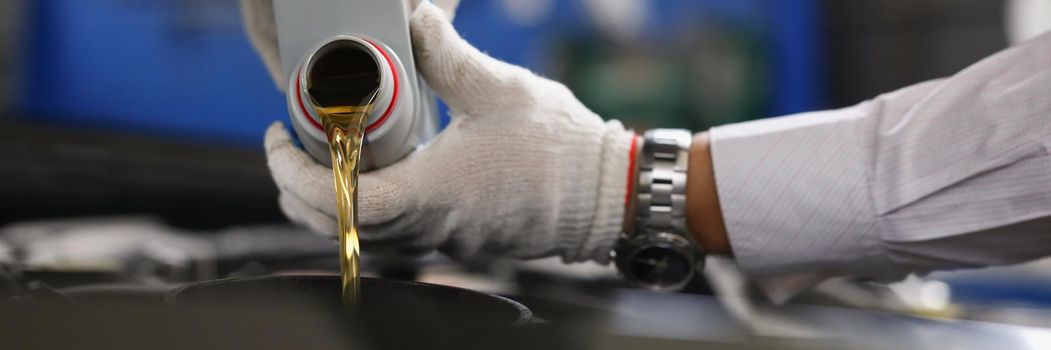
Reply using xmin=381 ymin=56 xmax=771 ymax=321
xmin=264 ymin=3 xmax=636 ymax=263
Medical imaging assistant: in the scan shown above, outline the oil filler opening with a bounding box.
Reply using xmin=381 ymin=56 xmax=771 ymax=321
xmin=306 ymin=40 xmax=381 ymax=109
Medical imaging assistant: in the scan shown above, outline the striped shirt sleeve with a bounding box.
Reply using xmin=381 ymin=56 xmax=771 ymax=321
xmin=708 ymin=31 xmax=1051 ymax=299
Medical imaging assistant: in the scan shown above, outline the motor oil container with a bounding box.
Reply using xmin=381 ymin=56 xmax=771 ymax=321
xmin=273 ymin=0 xmax=438 ymax=169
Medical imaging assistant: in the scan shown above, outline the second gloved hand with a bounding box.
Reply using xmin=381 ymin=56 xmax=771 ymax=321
xmin=265 ymin=3 xmax=635 ymax=263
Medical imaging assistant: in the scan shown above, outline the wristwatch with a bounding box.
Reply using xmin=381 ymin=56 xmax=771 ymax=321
xmin=615 ymin=129 xmax=704 ymax=291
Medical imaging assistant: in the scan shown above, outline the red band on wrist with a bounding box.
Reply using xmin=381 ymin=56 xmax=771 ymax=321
xmin=624 ymin=133 xmax=639 ymax=207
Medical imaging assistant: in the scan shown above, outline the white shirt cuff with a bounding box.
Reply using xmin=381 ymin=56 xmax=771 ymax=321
xmin=708 ymin=108 xmax=905 ymax=299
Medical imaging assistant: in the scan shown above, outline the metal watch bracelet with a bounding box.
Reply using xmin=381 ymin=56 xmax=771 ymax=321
xmin=635 ymin=129 xmax=692 ymax=234
xmin=615 ymin=129 xmax=703 ymax=291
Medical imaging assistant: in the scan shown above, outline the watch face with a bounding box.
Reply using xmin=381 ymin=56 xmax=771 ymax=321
xmin=626 ymin=245 xmax=693 ymax=288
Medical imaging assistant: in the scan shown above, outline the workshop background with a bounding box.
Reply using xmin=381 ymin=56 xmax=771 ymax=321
xmin=2 ymin=0 xmax=1015 ymax=225
xmin=2 ymin=0 xmax=1051 ymax=347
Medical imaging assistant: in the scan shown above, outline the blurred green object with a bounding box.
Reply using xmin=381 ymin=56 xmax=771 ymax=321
xmin=559 ymin=25 xmax=767 ymax=132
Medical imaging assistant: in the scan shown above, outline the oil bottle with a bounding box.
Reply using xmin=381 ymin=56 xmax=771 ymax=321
xmin=273 ymin=0 xmax=438 ymax=169
xmin=271 ymin=1 xmax=439 ymax=306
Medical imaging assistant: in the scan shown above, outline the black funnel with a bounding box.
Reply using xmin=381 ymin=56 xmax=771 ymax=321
xmin=167 ymin=275 xmax=532 ymax=348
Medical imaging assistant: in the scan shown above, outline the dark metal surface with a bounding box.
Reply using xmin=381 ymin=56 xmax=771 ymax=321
xmin=0 ymin=120 xmax=283 ymax=229
xmin=169 ymin=275 xmax=532 ymax=327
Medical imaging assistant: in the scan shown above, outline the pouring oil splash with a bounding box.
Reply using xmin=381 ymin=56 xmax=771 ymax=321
xmin=307 ymin=42 xmax=382 ymax=307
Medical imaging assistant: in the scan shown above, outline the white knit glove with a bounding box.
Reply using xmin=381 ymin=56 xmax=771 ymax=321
xmin=264 ymin=3 xmax=636 ymax=263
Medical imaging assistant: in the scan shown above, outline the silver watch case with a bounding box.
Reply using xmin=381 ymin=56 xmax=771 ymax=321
xmin=615 ymin=231 xmax=703 ymax=291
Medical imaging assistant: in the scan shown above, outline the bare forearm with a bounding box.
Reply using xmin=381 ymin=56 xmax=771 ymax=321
xmin=685 ymin=132 xmax=731 ymax=256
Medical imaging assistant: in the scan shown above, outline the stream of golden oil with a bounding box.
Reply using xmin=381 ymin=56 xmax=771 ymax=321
xmin=318 ymin=92 xmax=378 ymax=308
xmin=307 ymin=41 xmax=382 ymax=308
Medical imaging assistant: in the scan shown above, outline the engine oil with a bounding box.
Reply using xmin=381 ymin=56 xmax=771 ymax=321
xmin=306 ymin=40 xmax=381 ymax=307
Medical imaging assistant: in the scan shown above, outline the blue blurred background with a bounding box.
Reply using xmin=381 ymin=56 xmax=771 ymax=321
xmin=9 ymin=0 xmax=825 ymax=147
